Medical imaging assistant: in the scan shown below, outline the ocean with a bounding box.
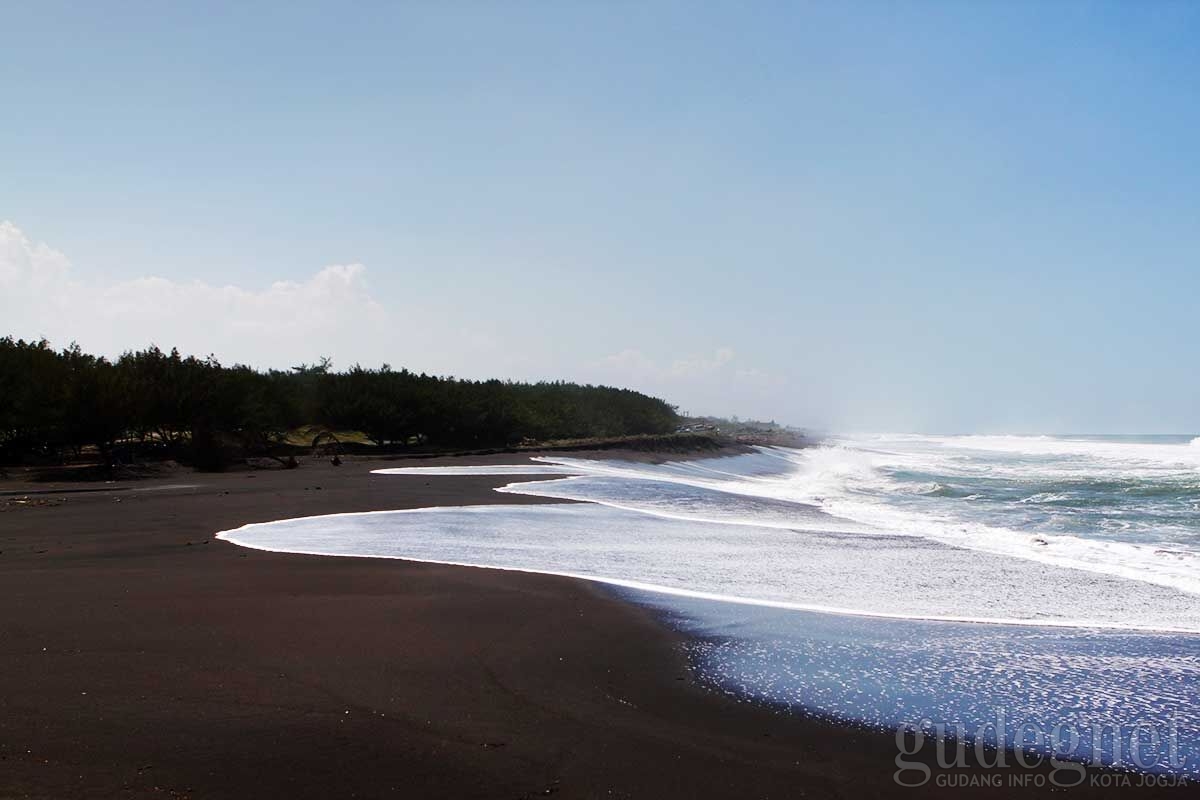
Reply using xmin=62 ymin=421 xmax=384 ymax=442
xmin=217 ymin=434 xmax=1200 ymax=774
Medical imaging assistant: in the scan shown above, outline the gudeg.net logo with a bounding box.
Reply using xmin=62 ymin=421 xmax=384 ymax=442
xmin=894 ymin=710 xmax=1191 ymax=788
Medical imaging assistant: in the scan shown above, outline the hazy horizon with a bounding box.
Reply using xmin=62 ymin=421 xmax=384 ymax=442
xmin=4 ymin=2 xmax=1199 ymax=433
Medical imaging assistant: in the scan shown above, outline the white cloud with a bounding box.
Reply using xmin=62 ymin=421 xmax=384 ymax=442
xmin=0 ymin=221 xmax=72 ymax=287
xmin=667 ymin=346 xmax=736 ymax=378
xmin=593 ymin=346 xmax=782 ymax=417
xmin=0 ymin=220 xmax=392 ymax=368
xmin=598 ymin=346 xmax=746 ymax=381
xmin=598 ymin=348 xmax=660 ymax=376
xmin=598 ymin=346 xmax=746 ymax=380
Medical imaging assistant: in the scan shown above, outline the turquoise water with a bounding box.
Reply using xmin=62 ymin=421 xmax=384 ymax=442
xmin=804 ymin=434 xmax=1200 ymax=595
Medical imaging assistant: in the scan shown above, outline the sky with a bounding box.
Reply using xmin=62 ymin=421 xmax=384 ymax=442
xmin=3 ymin=1 xmax=1199 ymax=433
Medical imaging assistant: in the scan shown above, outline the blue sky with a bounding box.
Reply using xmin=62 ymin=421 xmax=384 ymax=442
xmin=3 ymin=1 xmax=1199 ymax=432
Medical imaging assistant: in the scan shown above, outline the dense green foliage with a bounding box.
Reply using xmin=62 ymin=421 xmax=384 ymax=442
xmin=0 ymin=338 xmax=679 ymax=467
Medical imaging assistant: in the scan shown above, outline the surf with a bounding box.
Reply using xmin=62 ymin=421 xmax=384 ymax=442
xmin=217 ymin=442 xmax=1200 ymax=632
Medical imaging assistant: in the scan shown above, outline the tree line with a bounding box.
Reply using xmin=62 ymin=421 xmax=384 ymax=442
xmin=0 ymin=337 xmax=679 ymax=468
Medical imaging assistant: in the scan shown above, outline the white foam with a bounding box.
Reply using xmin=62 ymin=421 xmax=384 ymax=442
xmin=211 ymin=440 xmax=1200 ymax=632
xmin=217 ymin=502 xmax=1200 ymax=633
xmin=821 ymin=492 xmax=1200 ymax=596
xmin=797 ymin=437 xmax=1200 ymax=596
xmin=368 ymin=444 xmax=1200 ymax=599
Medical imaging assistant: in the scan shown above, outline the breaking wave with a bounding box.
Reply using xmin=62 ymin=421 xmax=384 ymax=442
xmin=219 ymin=435 xmax=1200 ymax=632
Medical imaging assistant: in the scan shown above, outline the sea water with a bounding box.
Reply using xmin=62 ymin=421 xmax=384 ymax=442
xmin=217 ymin=434 xmax=1200 ymax=774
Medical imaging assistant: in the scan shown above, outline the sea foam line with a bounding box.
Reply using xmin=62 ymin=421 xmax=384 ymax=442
xmin=215 ymin=506 xmax=1200 ymax=635
xmin=377 ymin=453 xmax=1200 ymax=598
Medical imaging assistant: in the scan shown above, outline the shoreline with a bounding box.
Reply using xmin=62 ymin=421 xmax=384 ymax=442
xmin=0 ymin=454 xmax=1185 ymax=797
xmin=219 ymin=506 xmax=1200 ymax=636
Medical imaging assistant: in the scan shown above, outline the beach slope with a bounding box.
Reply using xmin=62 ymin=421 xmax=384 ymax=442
xmin=0 ymin=457 xmax=1179 ymax=798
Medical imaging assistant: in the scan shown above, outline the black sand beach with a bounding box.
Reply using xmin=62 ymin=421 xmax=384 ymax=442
xmin=0 ymin=456 xmax=1187 ymax=798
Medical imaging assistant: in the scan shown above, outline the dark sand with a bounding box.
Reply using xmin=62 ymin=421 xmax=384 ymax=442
xmin=0 ymin=456 xmax=1186 ymax=797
